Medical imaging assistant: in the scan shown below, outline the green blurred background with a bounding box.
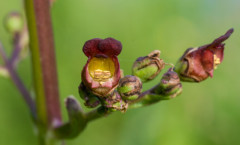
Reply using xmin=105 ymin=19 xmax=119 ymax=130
xmin=0 ymin=0 xmax=240 ymax=145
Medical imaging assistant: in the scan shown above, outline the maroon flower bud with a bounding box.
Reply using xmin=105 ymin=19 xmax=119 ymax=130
xmin=82 ymin=38 xmax=122 ymax=96
xmin=174 ymin=28 xmax=234 ymax=82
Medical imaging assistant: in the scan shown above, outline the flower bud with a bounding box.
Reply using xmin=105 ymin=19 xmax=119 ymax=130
xmin=4 ymin=12 xmax=23 ymax=34
xmin=101 ymin=91 xmax=128 ymax=112
xmin=81 ymin=38 xmax=122 ymax=97
xmin=0 ymin=66 xmax=9 ymax=78
xmin=78 ymin=82 xmax=100 ymax=108
xmin=155 ymin=69 xmax=182 ymax=99
xmin=118 ymin=75 xmax=142 ymax=101
xmin=174 ymin=28 xmax=234 ymax=82
xmin=132 ymin=50 xmax=164 ymax=82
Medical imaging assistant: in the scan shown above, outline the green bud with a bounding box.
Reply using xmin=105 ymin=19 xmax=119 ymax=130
xmin=174 ymin=53 xmax=196 ymax=82
xmin=4 ymin=12 xmax=23 ymax=34
xmin=132 ymin=50 xmax=164 ymax=82
xmin=118 ymin=75 xmax=142 ymax=101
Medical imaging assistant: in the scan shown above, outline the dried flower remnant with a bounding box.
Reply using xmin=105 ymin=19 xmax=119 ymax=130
xmin=174 ymin=28 xmax=234 ymax=82
xmin=82 ymin=38 xmax=122 ymax=97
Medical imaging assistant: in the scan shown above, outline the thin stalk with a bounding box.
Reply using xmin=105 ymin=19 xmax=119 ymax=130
xmin=85 ymin=106 xmax=111 ymax=122
xmin=10 ymin=33 xmax=21 ymax=67
xmin=0 ymin=43 xmax=36 ymax=117
xmin=6 ymin=62 xmax=37 ymax=118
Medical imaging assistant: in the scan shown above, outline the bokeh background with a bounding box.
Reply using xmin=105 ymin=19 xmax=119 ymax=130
xmin=0 ymin=0 xmax=240 ymax=145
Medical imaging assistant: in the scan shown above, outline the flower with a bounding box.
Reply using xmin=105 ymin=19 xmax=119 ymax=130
xmin=132 ymin=50 xmax=165 ymax=82
xmin=174 ymin=28 xmax=234 ymax=82
xmin=82 ymin=38 xmax=122 ymax=97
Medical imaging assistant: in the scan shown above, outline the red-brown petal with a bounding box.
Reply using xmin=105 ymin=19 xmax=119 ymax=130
xmin=201 ymin=49 xmax=214 ymax=77
xmin=186 ymin=50 xmax=209 ymax=81
xmin=99 ymin=38 xmax=122 ymax=56
xmin=210 ymin=28 xmax=234 ymax=48
xmin=83 ymin=38 xmax=102 ymax=57
xmin=207 ymin=28 xmax=233 ymax=63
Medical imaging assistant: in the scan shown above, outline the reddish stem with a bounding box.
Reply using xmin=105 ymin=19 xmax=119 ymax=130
xmin=33 ymin=0 xmax=61 ymax=125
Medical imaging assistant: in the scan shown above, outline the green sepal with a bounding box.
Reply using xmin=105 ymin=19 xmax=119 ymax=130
xmin=133 ymin=64 xmax=159 ymax=82
xmin=174 ymin=59 xmax=196 ymax=82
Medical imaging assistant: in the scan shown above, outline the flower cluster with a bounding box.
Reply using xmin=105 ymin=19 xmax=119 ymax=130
xmin=79 ymin=29 xmax=233 ymax=113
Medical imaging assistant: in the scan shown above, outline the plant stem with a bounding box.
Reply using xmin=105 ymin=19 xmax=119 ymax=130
xmin=25 ymin=0 xmax=61 ymax=127
xmin=33 ymin=0 xmax=61 ymax=125
xmin=25 ymin=0 xmax=48 ymax=128
xmin=24 ymin=0 xmax=62 ymax=144
xmin=85 ymin=106 xmax=111 ymax=122
xmin=10 ymin=33 xmax=21 ymax=67
xmin=0 ymin=43 xmax=8 ymax=62
xmin=0 ymin=43 xmax=36 ymax=117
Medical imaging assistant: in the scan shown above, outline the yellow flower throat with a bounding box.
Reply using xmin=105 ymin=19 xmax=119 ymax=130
xmin=213 ymin=54 xmax=221 ymax=69
xmin=88 ymin=57 xmax=115 ymax=82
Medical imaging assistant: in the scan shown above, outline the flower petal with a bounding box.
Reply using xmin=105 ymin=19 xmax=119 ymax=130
xmin=83 ymin=38 xmax=102 ymax=57
xmin=99 ymin=38 xmax=122 ymax=56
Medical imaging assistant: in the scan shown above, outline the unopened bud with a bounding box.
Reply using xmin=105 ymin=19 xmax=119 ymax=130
xmin=4 ymin=12 xmax=23 ymax=34
xmin=101 ymin=91 xmax=128 ymax=112
xmin=132 ymin=50 xmax=164 ymax=82
xmin=118 ymin=75 xmax=142 ymax=101
xmin=155 ymin=69 xmax=182 ymax=99
xmin=78 ymin=82 xmax=100 ymax=108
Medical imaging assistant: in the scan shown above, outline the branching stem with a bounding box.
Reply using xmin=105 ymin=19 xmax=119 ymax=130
xmin=0 ymin=43 xmax=36 ymax=118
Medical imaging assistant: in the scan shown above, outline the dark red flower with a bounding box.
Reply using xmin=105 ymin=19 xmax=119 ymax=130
xmin=174 ymin=28 xmax=234 ymax=82
xmin=82 ymin=38 xmax=122 ymax=96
